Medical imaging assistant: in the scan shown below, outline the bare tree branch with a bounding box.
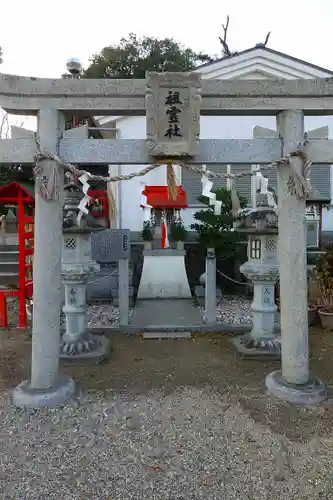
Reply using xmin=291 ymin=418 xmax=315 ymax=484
xmin=219 ymin=15 xmax=233 ymax=57
xmin=0 ymin=110 xmax=10 ymax=139
xmin=263 ymin=32 xmax=271 ymax=47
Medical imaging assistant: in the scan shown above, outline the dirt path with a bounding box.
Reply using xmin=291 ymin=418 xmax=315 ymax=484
xmin=0 ymin=327 xmax=332 ymax=442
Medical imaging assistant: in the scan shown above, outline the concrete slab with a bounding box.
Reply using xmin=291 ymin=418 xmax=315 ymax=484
xmin=143 ymin=331 xmax=191 ymax=339
xmin=130 ymin=299 xmax=204 ymax=330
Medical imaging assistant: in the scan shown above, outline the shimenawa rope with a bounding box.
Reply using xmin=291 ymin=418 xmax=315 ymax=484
xmin=33 ymin=135 xmax=313 ymax=218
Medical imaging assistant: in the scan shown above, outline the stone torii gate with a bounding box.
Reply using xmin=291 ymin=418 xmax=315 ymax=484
xmin=0 ymin=72 xmax=332 ymax=408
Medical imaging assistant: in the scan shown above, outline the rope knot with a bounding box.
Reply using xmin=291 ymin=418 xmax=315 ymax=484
xmin=286 ymin=150 xmax=312 ymax=200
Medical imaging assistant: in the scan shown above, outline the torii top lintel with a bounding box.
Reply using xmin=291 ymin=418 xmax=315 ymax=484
xmin=1 ymin=72 xmax=333 ymax=116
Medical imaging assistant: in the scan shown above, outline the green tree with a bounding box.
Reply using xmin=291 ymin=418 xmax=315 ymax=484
xmin=191 ymin=188 xmax=248 ymax=290
xmin=84 ymin=33 xmax=214 ymax=78
xmin=0 ymin=165 xmax=33 ymax=187
xmin=191 ymin=188 xmax=247 ymax=257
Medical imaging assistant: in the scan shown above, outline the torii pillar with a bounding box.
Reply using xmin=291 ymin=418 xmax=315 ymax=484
xmin=12 ymin=110 xmax=76 ymax=409
xmin=263 ymin=111 xmax=327 ymax=404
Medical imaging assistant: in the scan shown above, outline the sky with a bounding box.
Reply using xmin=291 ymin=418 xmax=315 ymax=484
xmin=1 ymin=0 xmax=333 ymax=78
xmin=1 ymin=0 xmax=333 ymax=130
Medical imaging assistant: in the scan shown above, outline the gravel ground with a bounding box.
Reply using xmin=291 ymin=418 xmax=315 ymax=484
xmin=197 ymin=296 xmax=253 ymax=324
xmin=7 ymin=296 xmax=254 ymax=328
xmin=1 ymin=329 xmax=333 ymax=499
xmin=60 ymin=303 xmax=133 ymax=329
xmin=5 ymin=298 xmax=134 ymax=329
xmin=1 ymin=386 xmax=332 ymax=500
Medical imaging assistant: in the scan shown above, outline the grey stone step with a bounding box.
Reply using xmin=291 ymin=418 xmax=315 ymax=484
xmin=0 ymin=251 xmax=19 ymax=262
xmin=130 ymin=299 xmax=204 ymax=328
xmin=0 ymin=262 xmax=19 ymax=273
xmin=0 ymin=272 xmax=19 ymax=285
xmin=0 ymin=245 xmax=19 ymax=252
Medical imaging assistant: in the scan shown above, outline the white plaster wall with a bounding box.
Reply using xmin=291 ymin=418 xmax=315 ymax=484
xmin=117 ymin=115 xmax=333 ymax=232
xmin=118 ymin=116 xmax=181 ymax=231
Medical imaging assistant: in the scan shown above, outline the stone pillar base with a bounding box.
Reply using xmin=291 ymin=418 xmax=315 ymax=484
xmin=232 ymin=332 xmax=281 ymax=360
xmin=60 ymin=334 xmax=109 ymax=360
xmin=265 ymin=370 xmax=327 ymax=405
xmin=12 ymin=375 xmax=75 ymax=410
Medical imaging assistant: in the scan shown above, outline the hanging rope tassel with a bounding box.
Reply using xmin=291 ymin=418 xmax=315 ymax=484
xmin=106 ymin=182 xmax=117 ymax=225
xmin=286 ymin=152 xmax=313 ymax=200
xmin=166 ymin=163 xmax=178 ymax=200
xmin=230 ymin=176 xmax=241 ymax=217
xmin=34 ymin=154 xmax=61 ymax=201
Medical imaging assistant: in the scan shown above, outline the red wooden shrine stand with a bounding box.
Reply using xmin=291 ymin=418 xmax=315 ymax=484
xmin=0 ymin=182 xmax=109 ymax=328
xmin=0 ymin=182 xmax=34 ymax=328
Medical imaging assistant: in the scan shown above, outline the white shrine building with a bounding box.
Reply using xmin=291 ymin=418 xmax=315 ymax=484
xmin=96 ymin=45 xmax=333 ymax=239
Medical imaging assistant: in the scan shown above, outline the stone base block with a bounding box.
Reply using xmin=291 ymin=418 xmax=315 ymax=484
xmin=12 ymin=375 xmax=75 ymax=410
xmin=138 ymin=250 xmax=191 ymax=299
xmin=60 ymin=334 xmax=110 ymax=361
xmin=232 ymin=333 xmax=281 ymax=360
xmin=265 ymin=370 xmax=327 ymax=405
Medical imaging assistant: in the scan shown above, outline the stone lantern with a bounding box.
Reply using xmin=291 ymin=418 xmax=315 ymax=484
xmin=60 ymin=184 xmax=109 ymax=359
xmin=233 ymin=191 xmax=280 ymax=358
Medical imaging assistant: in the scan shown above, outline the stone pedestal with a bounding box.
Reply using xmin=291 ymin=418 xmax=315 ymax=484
xmin=60 ymin=192 xmax=109 ymax=360
xmin=138 ymin=249 xmax=191 ymax=298
xmin=60 ymin=264 xmax=109 ymax=359
xmin=234 ymin=251 xmax=280 ymax=359
xmin=233 ymin=210 xmax=281 ymax=358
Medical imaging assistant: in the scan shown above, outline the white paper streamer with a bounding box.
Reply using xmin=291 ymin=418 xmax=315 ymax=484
xmin=77 ymin=173 xmax=92 ymax=225
xmin=255 ymin=168 xmax=278 ymax=212
xmin=201 ymin=164 xmax=222 ymax=215
xmin=140 ymin=186 xmax=152 ymax=222
xmin=267 ymin=191 xmax=278 ymax=212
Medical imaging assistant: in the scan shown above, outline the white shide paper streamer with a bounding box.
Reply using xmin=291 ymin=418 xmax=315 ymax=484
xmin=140 ymin=184 xmax=152 ymax=222
xmin=201 ymin=164 xmax=222 ymax=215
xmin=253 ymin=165 xmax=278 ymax=213
xmin=77 ymin=173 xmax=92 ymax=225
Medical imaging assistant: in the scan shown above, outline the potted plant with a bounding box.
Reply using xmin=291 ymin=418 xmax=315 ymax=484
xmin=169 ymin=220 xmax=187 ymax=250
xmin=275 ymin=279 xmax=318 ymax=326
xmin=314 ymin=248 xmax=333 ymax=330
xmin=141 ymin=220 xmax=154 ymax=250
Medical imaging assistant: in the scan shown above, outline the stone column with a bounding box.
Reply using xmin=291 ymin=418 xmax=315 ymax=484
xmin=265 ymin=110 xmax=326 ymax=404
xmin=12 ymin=109 xmax=75 ymax=409
xmin=119 ymin=258 xmax=129 ymax=326
xmin=205 ymin=248 xmax=216 ymax=325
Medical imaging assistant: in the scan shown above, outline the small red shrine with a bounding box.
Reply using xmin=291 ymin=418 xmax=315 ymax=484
xmin=0 ymin=180 xmax=109 ymax=328
xmin=140 ymin=185 xmax=188 ymax=249
xmin=141 ymin=185 xmax=188 ymax=210
xmin=140 ymin=185 xmax=188 ymax=226
xmin=0 ymin=181 xmax=35 ymax=328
